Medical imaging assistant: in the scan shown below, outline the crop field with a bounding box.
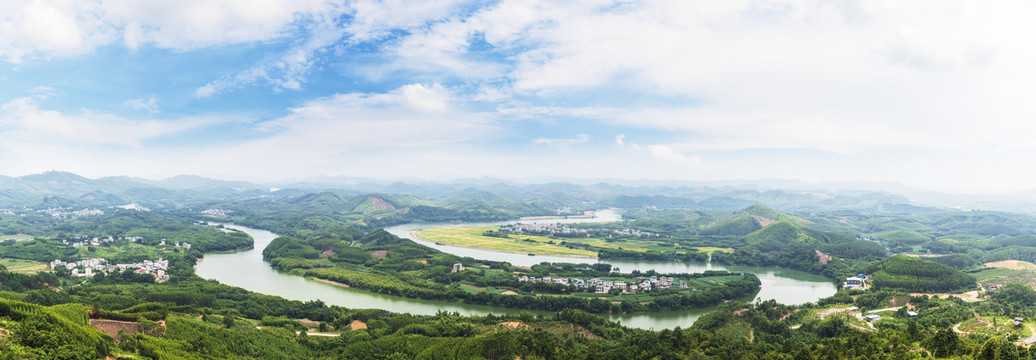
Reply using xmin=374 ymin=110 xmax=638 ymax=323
xmin=0 ymin=234 xmax=33 ymax=241
xmin=971 ymin=263 xmax=1036 ymax=288
xmin=0 ymin=258 xmax=49 ymax=274
xmin=414 ymin=225 xmax=685 ymax=257
xmin=958 ymin=316 xmax=1034 ymax=338
xmin=414 ymin=226 xmax=597 ymax=256
xmin=693 ymin=247 xmax=734 ymax=254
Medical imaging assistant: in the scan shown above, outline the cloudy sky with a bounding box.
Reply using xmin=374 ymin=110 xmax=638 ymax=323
xmin=1 ymin=0 xmax=1034 ymax=193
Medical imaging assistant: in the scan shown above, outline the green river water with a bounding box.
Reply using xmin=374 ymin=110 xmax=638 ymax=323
xmin=195 ymin=213 xmax=835 ymax=329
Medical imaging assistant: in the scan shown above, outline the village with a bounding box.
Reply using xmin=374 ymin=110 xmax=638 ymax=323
xmin=47 ymin=234 xmax=195 ymax=283
xmin=61 ymin=235 xmax=191 ymax=250
xmin=518 ymin=273 xmax=689 ymax=294
xmin=498 ymin=223 xmax=660 ymax=238
xmin=49 ymin=257 xmax=170 ymax=283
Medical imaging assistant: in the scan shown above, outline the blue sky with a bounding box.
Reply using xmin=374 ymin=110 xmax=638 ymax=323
xmin=2 ymin=0 xmax=1036 ymax=193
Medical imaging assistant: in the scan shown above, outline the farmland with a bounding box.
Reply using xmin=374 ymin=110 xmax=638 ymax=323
xmin=414 ymin=225 xmax=689 ymax=257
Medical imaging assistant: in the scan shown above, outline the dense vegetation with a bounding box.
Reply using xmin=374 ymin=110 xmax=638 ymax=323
xmin=12 ymin=177 xmax=1036 ymax=358
xmin=263 ymin=229 xmax=761 ymax=314
xmin=866 ymin=255 xmax=977 ymax=292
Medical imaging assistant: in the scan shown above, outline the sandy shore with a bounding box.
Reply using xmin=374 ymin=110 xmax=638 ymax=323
xmin=308 ymin=277 xmax=350 ymax=288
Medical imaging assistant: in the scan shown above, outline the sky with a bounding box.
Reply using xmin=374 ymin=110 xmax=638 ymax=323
xmin=1 ymin=0 xmax=1035 ymax=194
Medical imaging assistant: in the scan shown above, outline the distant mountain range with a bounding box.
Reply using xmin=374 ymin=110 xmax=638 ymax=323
xmin=3 ymin=170 xmax=1035 ymax=214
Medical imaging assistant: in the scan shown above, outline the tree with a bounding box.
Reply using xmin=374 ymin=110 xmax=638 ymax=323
xmin=977 ymin=337 xmax=1001 ymax=360
xmin=223 ymin=315 xmax=235 ymax=329
xmin=1000 ymin=342 xmax=1022 ymax=360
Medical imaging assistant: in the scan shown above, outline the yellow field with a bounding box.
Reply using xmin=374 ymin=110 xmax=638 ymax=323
xmin=414 ymin=226 xmax=597 ymax=257
xmin=0 ymin=258 xmax=50 ymax=274
xmin=414 ymin=225 xmax=686 ymax=257
xmin=693 ymin=247 xmax=734 ymax=254
xmin=984 ymin=260 xmax=1036 ymax=270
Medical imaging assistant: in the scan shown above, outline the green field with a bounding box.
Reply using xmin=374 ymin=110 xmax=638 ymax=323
xmin=971 ymin=263 xmax=1036 ymax=288
xmin=693 ymin=247 xmax=734 ymax=254
xmin=414 ymin=225 xmax=685 ymax=257
xmin=958 ymin=315 xmax=1034 ymax=338
xmin=414 ymin=226 xmax=597 ymax=256
xmin=0 ymin=258 xmax=50 ymax=274
xmin=0 ymin=234 xmax=33 ymax=241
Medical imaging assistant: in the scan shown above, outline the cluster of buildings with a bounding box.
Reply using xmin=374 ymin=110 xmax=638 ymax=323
xmin=49 ymin=258 xmax=170 ymax=282
xmin=38 ymin=207 xmax=105 ymax=218
xmin=201 ymin=209 xmax=232 ymax=217
xmin=60 ymin=235 xmax=191 ymax=250
xmin=844 ymin=274 xmax=868 ymax=290
xmin=519 ymin=274 xmax=689 ymax=294
xmin=63 ymin=235 xmax=117 ymax=247
xmin=500 ymin=223 xmax=591 ymax=235
xmin=498 ymin=223 xmax=659 ymax=238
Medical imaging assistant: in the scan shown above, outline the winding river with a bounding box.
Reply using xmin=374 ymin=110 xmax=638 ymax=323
xmin=195 ymin=211 xmax=836 ymax=330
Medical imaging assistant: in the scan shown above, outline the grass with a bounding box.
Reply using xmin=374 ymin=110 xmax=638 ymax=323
xmin=414 ymin=226 xmax=597 ymax=256
xmin=970 ymin=266 xmax=1036 ymax=288
xmin=958 ymin=316 xmax=1033 ymax=338
xmin=693 ymin=247 xmax=734 ymax=254
xmin=415 ymin=225 xmax=683 ymax=257
xmin=0 ymin=234 xmax=33 ymax=241
xmin=0 ymin=258 xmax=50 ymax=274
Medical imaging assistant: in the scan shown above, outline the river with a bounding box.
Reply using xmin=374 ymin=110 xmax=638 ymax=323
xmin=195 ymin=211 xmax=836 ymax=330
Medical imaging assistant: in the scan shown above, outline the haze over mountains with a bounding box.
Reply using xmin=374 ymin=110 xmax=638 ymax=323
xmin=4 ymin=170 xmax=1036 ymax=214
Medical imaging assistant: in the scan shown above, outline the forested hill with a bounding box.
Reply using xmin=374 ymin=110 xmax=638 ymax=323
xmin=865 ymin=255 xmax=977 ymax=293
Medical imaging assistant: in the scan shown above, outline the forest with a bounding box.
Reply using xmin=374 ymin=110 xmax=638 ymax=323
xmin=7 ymin=187 xmax=1036 ymax=358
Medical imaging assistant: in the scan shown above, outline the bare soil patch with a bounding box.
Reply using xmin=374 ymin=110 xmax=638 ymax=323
xmin=815 ymin=250 xmax=833 ymax=265
xmin=985 ymin=260 xmax=1036 ymax=270
xmin=371 ymin=197 xmax=395 ymax=211
xmin=750 ymin=215 xmax=775 ymax=227
xmin=90 ymin=319 xmax=165 ymax=340
xmin=309 ymin=277 xmax=350 ymax=288
xmin=296 ymin=318 xmax=320 ymax=328
xmin=499 ymin=321 xmax=529 ymax=330
xmin=370 ymin=250 xmax=388 ymax=258
xmin=321 ymin=249 xmax=336 ymax=258
xmin=910 ymin=291 xmax=982 ymax=302
xmin=569 ymin=324 xmax=602 ymax=339
xmin=349 ymin=320 xmax=367 ymax=330
xmin=499 ymin=290 xmax=518 ymax=295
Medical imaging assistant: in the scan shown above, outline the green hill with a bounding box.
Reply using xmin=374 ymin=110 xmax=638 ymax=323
xmin=701 ymin=205 xmax=810 ymax=236
xmin=700 ymin=215 xmax=762 ymax=236
xmin=288 ymin=191 xmax=349 ymax=212
xmin=872 ymin=230 xmax=932 ymax=245
xmin=744 ymin=220 xmax=857 ymax=252
xmin=343 ymin=193 xmax=430 ymax=215
xmin=0 ymin=298 xmax=111 ymax=358
xmin=866 ymin=255 xmax=976 ymax=292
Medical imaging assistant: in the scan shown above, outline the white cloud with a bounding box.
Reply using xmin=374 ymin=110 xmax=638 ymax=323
xmin=645 ymin=144 xmax=701 ymax=165
xmin=247 ymin=83 xmax=491 ymax=160
xmin=0 ymin=96 xmax=219 ymax=147
xmin=344 ymin=0 xmax=473 ymax=42
xmin=532 ymin=134 xmax=589 ymax=147
xmin=124 ymin=97 xmax=159 ymax=113
xmin=0 ymin=0 xmax=337 ymax=63
xmin=103 ymin=0 xmax=336 ymax=50
xmin=0 ymin=0 xmax=112 ymax=62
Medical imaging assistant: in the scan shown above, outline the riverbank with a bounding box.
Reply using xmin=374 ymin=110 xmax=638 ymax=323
xmin=308 ymin=277 xmax=351 ymax=288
